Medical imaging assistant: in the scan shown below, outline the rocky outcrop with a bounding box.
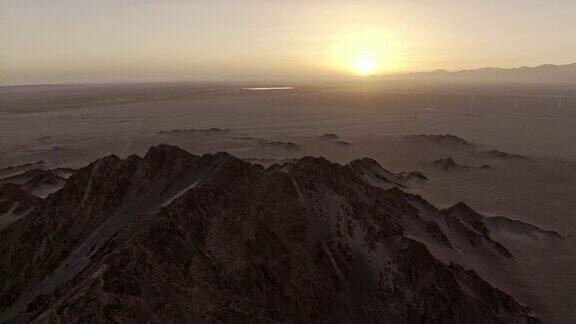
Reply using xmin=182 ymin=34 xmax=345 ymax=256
xmin=472 ymin=150 xmax=531 ymax=161
xmin=234 ymin=136 xmax=302 ymax=150
xmin=319 ymin=133 xmax=339 ymax=139
xmin=319 ymin=133 xmax=352 ymax=146
xmin=442 ymin=202 xmax=513 ymax=259
xmin=157 ymin=127 xmax=231 ymax=136
xmin=404 ymin=134 xmax=475 ymax=149
xmin=432 ymin=157 xmax=490 ymax=172
xmin=349 ymin=157 xmax=426 ymax=188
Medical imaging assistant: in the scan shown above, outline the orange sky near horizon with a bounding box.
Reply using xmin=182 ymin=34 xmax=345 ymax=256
xmin=1 ymin=0 xmax=575 ymax=84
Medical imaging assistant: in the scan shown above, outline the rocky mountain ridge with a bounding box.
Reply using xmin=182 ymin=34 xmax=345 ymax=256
xmin=1 ymin=144 xmax=571 ymax=322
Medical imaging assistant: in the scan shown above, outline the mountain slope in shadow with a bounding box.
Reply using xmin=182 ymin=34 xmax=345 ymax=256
xmin=0 ymin=145 xmax=557 ymax=323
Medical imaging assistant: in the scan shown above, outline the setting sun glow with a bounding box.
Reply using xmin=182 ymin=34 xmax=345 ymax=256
xmin=354 ymin=55 xmax=377 ymax=75
xmin=329 ymin=28 xmax=404 ymax=77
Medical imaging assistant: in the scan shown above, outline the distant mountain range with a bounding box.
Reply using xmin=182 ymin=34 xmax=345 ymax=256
xmin=391 ymin=63 xmax=576 ymax=82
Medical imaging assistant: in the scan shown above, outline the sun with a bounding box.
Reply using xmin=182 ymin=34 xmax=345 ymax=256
xmin=354 ymin=55 xmax=377 ymax=75
xmin=329 ymin=28 xmax=405 ymax=76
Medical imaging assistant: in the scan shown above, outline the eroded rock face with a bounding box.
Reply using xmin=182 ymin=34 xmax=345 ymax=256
xmin=0 ymin=145 xmax=541 ymax=323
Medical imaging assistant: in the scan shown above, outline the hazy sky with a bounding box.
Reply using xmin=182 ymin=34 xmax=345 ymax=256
xmin=1 ymin=0 xmax=575 ymax=84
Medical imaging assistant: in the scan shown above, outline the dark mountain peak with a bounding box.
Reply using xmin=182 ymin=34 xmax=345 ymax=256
xmin=319 ymin=133 xmax=339 ymax=139
xmin=444 ymin=201 xmax=479 ymax=217
xmin=318 ymin=133 xmax=351 ymax=146
xmin=348 ymin=157 xmax=380 ymax=168
xmin=291 ymin=155 xmax=334 ymax=170
xmin=288 ymin=156 xmax=369 ymax=186
xmin=286 ymin=156 xmax=359 ymax=187
xmin=348 ymin=157 xmax=394 ymax=179
xmin=433 ymin=157 xmax=458 ymax=168
xmin=89 ymin=153 xmax=121 ymax=169
xmin=143 ymin=143 xmax=194 ymax=163
xmin=398 ymin=170 xmax=427 ymax=181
